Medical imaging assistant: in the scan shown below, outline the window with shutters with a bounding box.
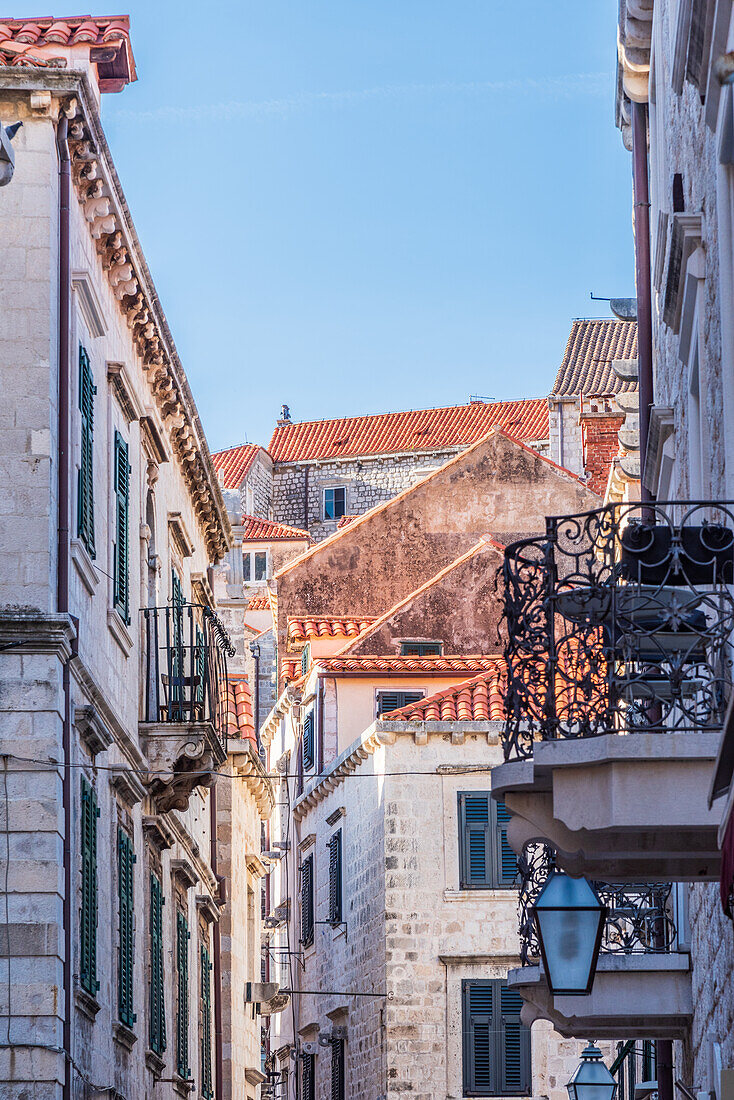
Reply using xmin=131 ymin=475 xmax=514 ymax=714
xmin=171 ymin=569 xmax=185 ymax=718
xmin=376 ymin=690 xmax=423 ymax=716
xmin=328 ymin=829 xmax=343 ymax=926
xmin=302 ymin=709 xmax=316 ymax=772
xmin=300 ymin=853 xmax=314 ymax=947
xmin=201 ymin=942 xmax=214 ymax=1099
xmin=77 ymin=346 xmax=96 ymax=558
xmin=462 ymin=979 xmax=531 ymax=1096
xmin=176 ymin=910 xmax=190 ymax=1079
xmin=113 ymin=431 xmax=130 ymax=623
xmin=331 ymin=1036 xmax=346 ymax=1100
xmin=400 ymin=641 xmax=442 ymax=656
xmin=80 ymin=777 xmax=99 ymax=995
xmin=117 ymin=827 xmax=136 ymax=1027
xmin=458 ymin=793 xmax=518 ymax=889
xmin=303 ymin=1051 xmax=316 ymax=1100
xmin=149 ymin=872 xmax=166 ymax=1055
xmin=301 ymin=643 xmax=311 ymax=678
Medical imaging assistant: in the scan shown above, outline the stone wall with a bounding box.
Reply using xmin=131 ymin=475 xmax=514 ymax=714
xmin=242 ymin=449 xmax=274 ymax=520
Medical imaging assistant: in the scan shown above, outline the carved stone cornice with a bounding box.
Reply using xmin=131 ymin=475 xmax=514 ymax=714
xmin=0 ymin=611 xmax=75 ymax=661
xmin=75 ymin=703 xmax=113 ymax=757
xmin=139 ymin=721 xmax=226 ymax=813
xmin=228 ymin=738 xmax=275 ymax=819
xmin=0 ymin=68 xmax=232 ymax=563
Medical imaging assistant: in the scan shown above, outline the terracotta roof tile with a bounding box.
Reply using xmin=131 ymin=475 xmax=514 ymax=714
xmin=281 ymin=657 xmax=302 ymax=684
xmin=552 ymin=319 xmax=638 ymax=397
xmin=247 ymin=594 xmax=271 ymax=611
xmin=314 ymin=655 xmax=502 ymax=675
xmin=212 ymin=444 xmax=260 ymax=490
xmin=268 ymin=399 xmax=549 ymax=462
xmin=223 ymin=676 xmax=256 ymax=743
xmin=383 ymin=666 xmax=507 ymax=722
xmin=241 ymin=515 xmax=309 ymax=541
xmin=0 ymin=15 xmax=135 ymax=88
xmin=287 ymin=616 xmax=376 ymax=643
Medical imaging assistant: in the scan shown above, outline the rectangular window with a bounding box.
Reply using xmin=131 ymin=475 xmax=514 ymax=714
xmin=331 ymin=1037 xmax=345 ymax=1100
xmin=254 ymin=551 xmax=268 ymax=580
xmin=303 ymin=1052 xmax=316 ymax=1100
xmin=77 ymin=345 xmax=96 ymax=558
xmin=328 ymin=829 xmax=343 ymax=926
xmin=243 ymin=553 xmax=252 ymax=582
xmin=176 ymin=911 xmax=190 ymax=1079
xmin=300 ymin=853 xmax=314 ymax=947
xmin=149 ymin=872 xmax=166 ymax=1054
xmin=113 ymin=431 xmax=130 ymax=622
xmin=80 ymin=777 xmax=99 ymax=996
xmin=376 ymin=691 xmax=423 ymax=715
xmin=303 ymin=710 xmax=315 ymax=772
xmin=462 ymin=979 xmax=531 ymax=1096
xmin=301 ymin=642 xmax=311 ymax=678
xmin=201 ymin=942 xmax=214 ymax=1099
xmin=117 ymin=827 xmax=136 ymax=1027
xmin=458 ymin=793 xmax=517 ymax=889
xmin=324 ymin=486 xmax=346 ymax=520
xmin=400 ymin=641 xmax=442 ymax=656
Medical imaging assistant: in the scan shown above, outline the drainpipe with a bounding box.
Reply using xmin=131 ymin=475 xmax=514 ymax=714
xmin=303 ymin=465 xmax=309 ymax=531
xmin=632 ymin=100 xmax=654 ymax=502
xmin=210 ymin=783 xmax=225 ymax=1100
xmin=56 ymin=113 xmax=73 ymax=1100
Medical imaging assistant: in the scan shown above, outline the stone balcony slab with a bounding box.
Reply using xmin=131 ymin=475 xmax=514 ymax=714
xmin=139 ymin=719 xmax=226 ymax=812
xmin=492 ymin=732 xmax=722 ymax=880
xmin=509 ymin=953 xmax=692 ymax=1040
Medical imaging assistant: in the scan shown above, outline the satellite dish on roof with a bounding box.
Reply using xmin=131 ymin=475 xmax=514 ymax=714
xmin=610 ymin=297 xmax=637 ymax=321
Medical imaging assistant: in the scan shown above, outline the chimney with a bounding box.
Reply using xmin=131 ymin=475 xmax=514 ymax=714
xmin=277 ymin=404 xmax=292 ymax=427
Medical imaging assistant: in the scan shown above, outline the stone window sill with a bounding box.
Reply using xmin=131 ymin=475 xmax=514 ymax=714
xmin=112 ymin=1020 xmax=137 ymax=1051
xmin=145 ymin=1049 xmax=166 ymax=1077
xmin=107 ymin=609 xmax=134 ymax=657
xmin=71 ymin=538 xmax=99 ymax=595
xmin=443 ymin=888 xmax=516 ymax=903
xmin=172 ymin=1072 xmax=194 ymax=1096
xmin=74 ymin=985 xmax=101 ymax=1022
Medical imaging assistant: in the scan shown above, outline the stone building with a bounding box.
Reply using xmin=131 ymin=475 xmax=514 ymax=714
xmin=0 ymin=16 xmax=270 ymax=1100
xmin=258 ymin=429 xmax=603 ymax=1099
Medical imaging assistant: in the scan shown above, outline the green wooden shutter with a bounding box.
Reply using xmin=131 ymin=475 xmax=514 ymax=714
xmin=149 ymin=872 xmax=166 ymax=1054
xmin=194 ymin=624 xmax=205 ymax=706
xmin=80 ymin=777 xmax=99 ymax=995
xmin=303 ymin=1051 xmax=316 ymax=1100
xmin=303 ymin=710 xmax=315 ymax=771
xmin=463 ymin=980 xmax=493 ymax=1094
xmin=459 ymin=793 xmax=492 ymax=888
xmin=331 ymin=1037 xmax=345 ymax=1100
xmin=113 ymin=432 xmax=130 ymax=622
xmin=171 ymin=569 xmax=185 ymax=718
xmin=301 ymin=854 xmax=314 ymax=947
xmin=176 ymin=911 xmax=190 ymax=1078
xmin=77 ymin=346 xmax=96 ymax=558
xmin=328 ymin=829 xmax=342 ymax=925
xmin=201 ymin=942 xmax=214 ymax=1099
xmin=301 ymin=642 xmax=311 ymax=677
xmin=117 ymin=828 xmax=136 ymax=1026
xmin=499 ymin=985 xmax=531 ymax=1095
xmin=494 ymin=800 xmax=519 ymax=887
xmin=377 ymin=691 xmax=423 ymax=715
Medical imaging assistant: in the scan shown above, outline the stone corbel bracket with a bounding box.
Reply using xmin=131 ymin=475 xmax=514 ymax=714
xmin=140 ymin=721 xmax=226 ymax=813
xmin=229 ymin=738 xmax=274 ymax=819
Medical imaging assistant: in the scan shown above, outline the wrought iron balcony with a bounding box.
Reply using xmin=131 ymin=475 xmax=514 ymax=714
xmin=140 ymin=603 xmax=235 ymax=811
xmin=503 ymin=501 xmax=734 ymax=760
xmin=516 ymin=843 xmax=676 ymax=968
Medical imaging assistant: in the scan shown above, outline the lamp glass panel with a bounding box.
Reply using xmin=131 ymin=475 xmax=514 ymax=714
xmin=535 ymin=907 xmax=602 ymax=992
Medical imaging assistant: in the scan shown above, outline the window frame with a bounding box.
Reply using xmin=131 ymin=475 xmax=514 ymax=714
xmin=77 ymin=344 xmax=96 ymax=559
xmin=148 ymin=869 xmax=166 ymax=1055
xmin=176 ymin=908 xmax=191 ymax=1079
xmin=80 ymin=776 xmax=99 ymax=996
xmin=462 ymin=978 xmax=531 ymax=1097
xmin=302 ymin=709 xmax=316 ymax=772
xmin=328 ymin=828 xmax=343 ymax=926
xmin=300 ymin=853 xmax=315 ymax=948
xmin=457 ymin=792 xmax=517 ymax=890
xmin=400 ymin=641 xmax=443 ymax=657
xmin=200 ymin=941 xmax=214 ymax=1099
xmin=375 ymin=690 xmax=424 ymax=716
xmin=323 ymin=485 xmax=347 ymax=521
xmin=117 ymin=826 xmax=136 ymax=1027
xmin=112 ymin=429 xmax=131 ymax=623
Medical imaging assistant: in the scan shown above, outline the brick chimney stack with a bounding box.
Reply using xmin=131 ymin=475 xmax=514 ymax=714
xmin=277 ymin=404 xmax=292 ymax=427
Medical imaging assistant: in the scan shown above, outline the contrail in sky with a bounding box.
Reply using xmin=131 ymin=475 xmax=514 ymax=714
xmin=113 ymin=73 xmax=609 ymax=123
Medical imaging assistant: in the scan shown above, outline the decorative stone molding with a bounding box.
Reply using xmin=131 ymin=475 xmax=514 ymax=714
xmin=168 ymin=512 xmax=194 ymax=559
xmin=229 ymin=738 xmax=275 ymax=819
xmin=171 ymin=857 xmax=199 ymax=890
xmin=75 ymin=703 xmax=113 ymax=756
xmin=140 ymin=413 xmax=168 ymax=465
xmin=196 ymin=893 xmax=221 ymax=924
xmin=142 ymin=814 xmax=176 ymax=852
xmin=0 ymin=611 xmax=75 ymax=661
xmin=140 ymin=721 xmax=226 ymax=813
xmin=71 ymin=537 xmax=99 ymax=595
xmin=107 ymin=609 xmax=133 ymax=657
xmin=107 ymin=361 xmax=142 ymax=423
xmin=110 ymin=765 xmax=147 ymax=807
xmin=245 ymin=852 xmax=269 ymax=878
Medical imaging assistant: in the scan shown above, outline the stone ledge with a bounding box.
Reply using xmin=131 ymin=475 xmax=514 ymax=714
xmin=71 ymin=538 xmax=99 ymax=596
xmin=0 ymin=611 xmax=75 ymax=661
xmin=74 ymin=985 xmax=100 ymax=1023
xmin=107 ymin=609 xmax=134 ymax=657
xmin=112 ymin=1020 xmax=137 ymax=1051
xmin=145 ymin=1049 xmax=166 ymax=1077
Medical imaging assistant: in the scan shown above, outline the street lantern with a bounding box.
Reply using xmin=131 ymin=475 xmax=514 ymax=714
xmin=567 ymin=1042 xmax=617 ymax=1100
xmin=533 ymin=872 xmax=606 ymax=995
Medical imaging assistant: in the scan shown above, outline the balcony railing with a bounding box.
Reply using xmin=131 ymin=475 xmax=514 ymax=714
xmin=142 ymin=603 xmax=235 ymax=738
xmin=503 ymin=501 xmax=734 ymax=760
xmin=517 ymin=842 xmax=677 ymax=968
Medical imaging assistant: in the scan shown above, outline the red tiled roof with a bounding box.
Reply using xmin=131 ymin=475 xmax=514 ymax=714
xmin=0 ymin=16 xmax=136 ymax=90
xmin=287 ymin=617 xmax=376 ymax=644
xmin=268 ymin=399 xmax=549 ymax=462
xmin=212 ymin=444 xmax=260 ymax=490
xmin=247 ymin=594 xmax=271 ymax=611
xmin=337 ymin=515 xmax=359 ymax=528
xmin=315 ymin=655 xmax=502 ymax=675
xmin=383 ymin=666 xmax=507 ymax=722
xmin=281 ymin=658 xmax=302 ymax=684
xmin=552 ymin=319 xmax=638 ymax=396
xmin=224 ymin=676 xmax=256 ymax=743
xmin=242 ymin=516 xmax=309 ymax=541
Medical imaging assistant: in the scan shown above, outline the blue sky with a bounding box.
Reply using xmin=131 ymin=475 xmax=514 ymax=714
xmin=20 ymin=2 xmax=633 ymax=450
